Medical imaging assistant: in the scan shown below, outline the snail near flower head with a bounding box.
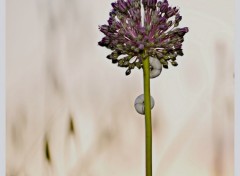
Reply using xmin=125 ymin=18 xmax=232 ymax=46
xmin=98 ymin=0 xmax=189 ymax=77
xmin=149 ymin=57 xmax=162 ymax=78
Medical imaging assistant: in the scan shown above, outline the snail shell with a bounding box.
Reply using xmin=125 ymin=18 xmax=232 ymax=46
xmin=134 ymin=94 xmax=155 ymax=115
xmin=149 ymin=57 xmax=162 ymax=79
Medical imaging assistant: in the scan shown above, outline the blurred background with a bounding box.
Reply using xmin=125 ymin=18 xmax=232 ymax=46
xmin=6 ymin=0 xmax=234 ymax=176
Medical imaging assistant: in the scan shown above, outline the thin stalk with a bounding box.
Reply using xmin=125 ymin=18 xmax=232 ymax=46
xmin=143 ymin=56 xmax=152 ymax=176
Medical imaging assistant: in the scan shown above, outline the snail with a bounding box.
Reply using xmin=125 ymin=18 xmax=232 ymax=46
xmin=134 ymin=94 xmax=155 ymax=115
xmin=149 ymin=57 xmax=162 ymax=79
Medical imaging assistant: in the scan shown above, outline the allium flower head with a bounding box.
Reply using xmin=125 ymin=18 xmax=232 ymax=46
xmin=98 ymin=0 xmax=189 ymax=76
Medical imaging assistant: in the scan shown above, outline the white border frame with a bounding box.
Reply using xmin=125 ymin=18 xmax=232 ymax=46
xmin=0 ymin=0 xmax=5 ymax=175
xmin=0 ymin=0 xmax=239 ymax=176
xmin=235 ymin=0 xmax=240 ymax=174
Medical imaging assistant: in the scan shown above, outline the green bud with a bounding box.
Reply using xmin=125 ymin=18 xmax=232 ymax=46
xmin=160 ymin=59 xmax=168 ymax=65
xmin=116 ymin=44 xmax=123 ymax=50
xmin=125 ymin=69 xmax=131 ymax=76
xmin=117 ymin=14 xmax=123 ymax=20
xmin=134 ymin=48 xmax=140 ymax=53
xmin=145 ymin=43 xmax=151 ymax=48
xmin=126 ymin=55 xmax=132 ymax=60
xmin=149 ymin=42 xmax=155 ymax=47
xmin=163 ymin=56 xmax=170 ymax=61
xmin=112 ymin=59 xmax=118 ymax=64
xmin=160 ymin=33 xmax=166 ymax=39
xmin=118 ymin=59 xmax=125 ymax=67
xmin=129 ymin=63 xmax=135 ymax=69
xmin=129 ymin=20 xmax=135 ymax=27
xmin=154 ymin=33 xmax=159 ymax=38
xmin=134 ymin=1 xmax=140 ymax=8
xmin=152 ymin=15 xmax=158 ymax=24
xmin=163 ymin=64 xmax=168 ymax=69
xmin=135 ymin=62 xmax=142 ymax=69
xmin=123 ymin=60 xmax=129 ymax=66
xmin=137 ymin=34 xmax=143 ymax=40
xmin=174 ymin=23 xmax=179 ymax=27
xmin=146 ymin=25 xmax=151 ymax=32
xmin=171 ymin=61 xmax=178 ymax=66
xmin=167 ymin=21 xmax=173 ymax=27
xmin=162 ymin=50 xmax=167 ymax=54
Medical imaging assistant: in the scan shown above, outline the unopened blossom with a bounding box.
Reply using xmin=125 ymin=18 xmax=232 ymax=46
xmin=98 ymin=0 xmax=189 ymax=76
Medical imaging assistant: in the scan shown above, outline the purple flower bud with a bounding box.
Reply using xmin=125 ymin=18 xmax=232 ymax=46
xmin=139 ymin=26 xmax=146 ymax=34
xmin=118 ymin=0 xmax=128 ymax=12
xmin=181 ymin=27 xmax=189 ymax=33
xmin=160 ymin=2 xmax=168 ymax=13
xmin=112 ymin=40 xmax=118 ymax=45
xmin=99 ymin=25 xmax=109 ymax=35
xmin=172 ymin=7 xmax=179 ymax=14
xmin=108 ymin=18 xmax=114 ymax=25
xmin=126 ymin=0 xmax=134 ymax=8
xmin=98 ymin=0 xmax=189 ymax=74
xmin=174 ymin=43 xmax=182 ymax=49
xmin=138 ymin=44 xmax=144 ymax=50
xmin=98 ymin=37 xmax=110 ymax=47
xmin=159 ymin=24 xmax=168 ymax=31
xmin=175 ymin=14 xmax=182 ymax=23
xmin=146 ymin=0 xmax=157 ymax=9
xmin=166 ymin=8 xmax=175 ymax=17
xmin=109 ymin=10 xmax=116 ymax=17
xmin=178 ymin=27 xmax=189 ymax=36
xmin=159 ymin=17 xmax=167 ymax=24
xmin=111 ymin=2 xmax=117 ymax=9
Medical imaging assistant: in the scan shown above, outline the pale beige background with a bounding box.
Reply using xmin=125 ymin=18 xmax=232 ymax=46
xmin=6 ymin=0 xmax=234 ymax=176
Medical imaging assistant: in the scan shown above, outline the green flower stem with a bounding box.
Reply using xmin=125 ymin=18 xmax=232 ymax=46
xmin=143 ymin=56 xmax=152 ymax=176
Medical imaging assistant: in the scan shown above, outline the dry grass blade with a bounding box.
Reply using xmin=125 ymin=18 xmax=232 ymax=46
xmin=69 ymin=115 xmax=75 ymax=135
xmin=44 ymin=137 xmax=52 ymax=164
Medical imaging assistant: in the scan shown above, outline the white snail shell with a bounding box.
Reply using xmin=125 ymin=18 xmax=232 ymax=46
xmin=149 ymin=57 xmax=162 ymax=79
xmin=134 ymin=94 xmax=155 ymax=115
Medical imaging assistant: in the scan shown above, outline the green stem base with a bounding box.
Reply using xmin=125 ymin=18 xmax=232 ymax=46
xmin=143 ymin=56 xmax=152 ymax=176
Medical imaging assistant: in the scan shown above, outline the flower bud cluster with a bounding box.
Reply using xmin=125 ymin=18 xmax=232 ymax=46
xmin=98 ymin=0 xmax=189 ymax=76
